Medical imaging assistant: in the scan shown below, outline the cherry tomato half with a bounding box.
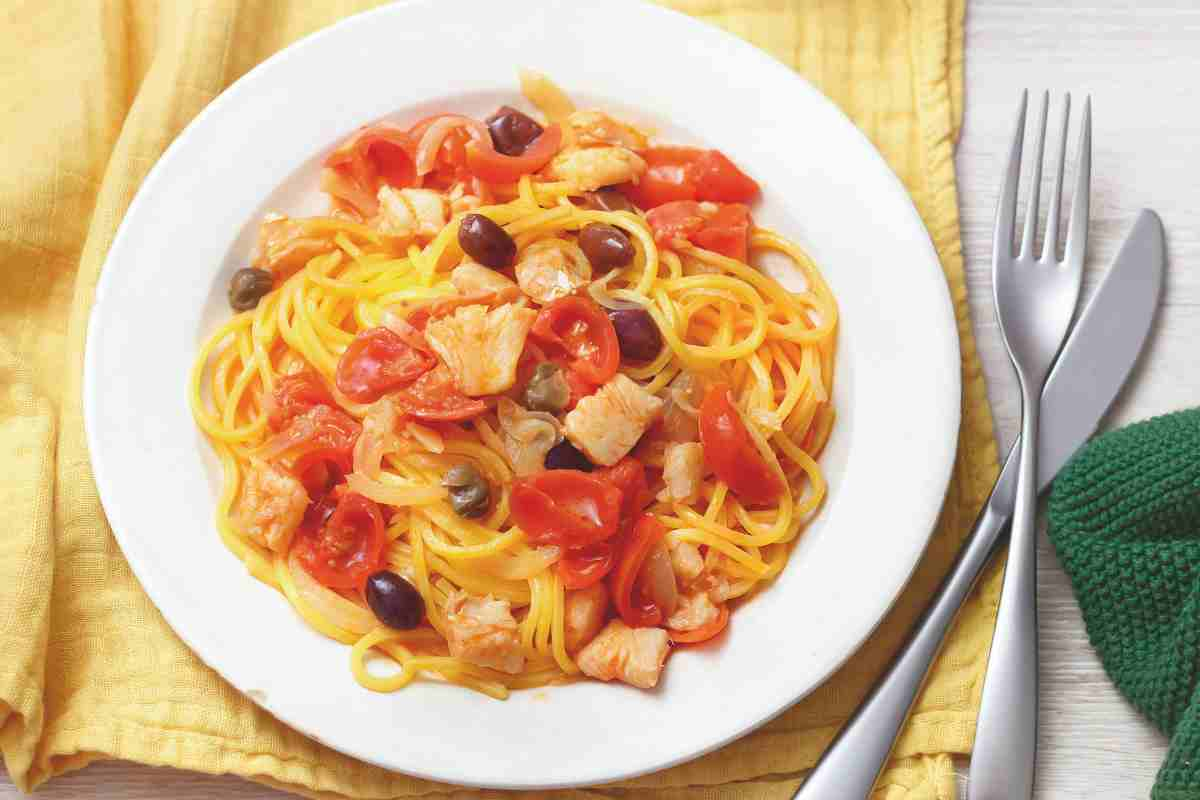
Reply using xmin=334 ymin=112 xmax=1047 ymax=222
xmin=557 ymin=540 xmax=615 ymax=590
xmin=698 ymin=383 xmax=784 ymax=506
xmin=294 ymin=491 xmax=386 ymax=589
xmin=392 ymin=363 xmax=488 ymax=422
xmin=594 ymin=457 xmax=651 ymax=523
xmin=323 ymin=124 xmax=417 ymax=217
xmin=531 ymin=296 xmax=620 ymax=385
xmin=268 ymin=371 xmax=336 ymax=432
xmin=335 ymin=327 xmax=437 ymax=404
xmin=464 ymin=124 xmax=563 ymax=184
xmin=609 ymin=513 xmax=668 ymax=628
xmin=509 ymin=470 xmax=623 ymax=548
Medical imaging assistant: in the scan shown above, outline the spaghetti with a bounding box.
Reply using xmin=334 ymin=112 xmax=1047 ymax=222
xmin=191 ymin=73 xmax=837 ymax=698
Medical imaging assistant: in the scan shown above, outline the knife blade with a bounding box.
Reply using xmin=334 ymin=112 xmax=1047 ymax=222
xmin=793 ymin=208 xmax=1165 ymax=800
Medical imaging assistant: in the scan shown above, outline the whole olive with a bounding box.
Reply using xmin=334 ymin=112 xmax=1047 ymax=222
xmin=608 ymin=307 xmax=663 ymax=362
xmin=578 ymin=223 xmax=635 ymax=270
xmin=442 ymin=463 xmax=491 ymax=518
xmin=458 ymin=213 xmax=516 ymax=269
xmin=365 ymin=570 xmax=425 ymax=630
xmin=228 ymin=268 xmax=274 ymax=311
xmin=486 ymin=106 xmax=545 ymax=156
xmin=544 ymin=440 xmax=593 ymax=472
xmin=579 ymin=189 xmax=635 ymax=213
xmin=523 ymin=362 xmax=570 ymax=413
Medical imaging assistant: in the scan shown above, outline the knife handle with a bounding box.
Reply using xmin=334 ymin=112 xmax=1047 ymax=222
xmin=792 ymin=475 xmax=1014 ymax=799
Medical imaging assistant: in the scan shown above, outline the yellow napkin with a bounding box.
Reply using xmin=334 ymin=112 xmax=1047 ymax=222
xmin=0 ymin=1 xmax=998 ymax=798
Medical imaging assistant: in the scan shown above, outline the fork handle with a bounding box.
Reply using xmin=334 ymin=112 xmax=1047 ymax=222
xmin=791 ymin=482 xmax=1013 ymax=798
xmin=969 ymin=383 xmax=1041 ymax=799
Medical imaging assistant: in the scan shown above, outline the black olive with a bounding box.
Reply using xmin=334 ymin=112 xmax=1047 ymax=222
xmin=442 ymin=463 xmax=491 ymax=518
xmin=228 ymin=268 xmax=274 ymax=311
xmin=486 ymin=106 xmax=545 ymax=156
xmin=365 ymin=570 xmax=425 ymax=630
xmin=608 ymin=307 xmax=663 ymax=362
xmin=544 ymin=440 xmax=593 ymax=472
xmin=579 ymin=189 xmax=636 ymax=213
xmin=458 ymin=213 xmax=516 ymax=269
xmin=578 ymin=223 xmax=635 ymax=270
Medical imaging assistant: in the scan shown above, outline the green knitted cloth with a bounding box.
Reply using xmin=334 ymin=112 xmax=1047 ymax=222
xmin=1048 ymin=408 xmax=1200 ymax=799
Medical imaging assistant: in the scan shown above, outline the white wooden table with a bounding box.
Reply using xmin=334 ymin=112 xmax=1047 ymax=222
xmin=4 ymin=2 xmax=1194 ymax=797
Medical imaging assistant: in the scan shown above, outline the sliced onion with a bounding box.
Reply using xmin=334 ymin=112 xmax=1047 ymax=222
xmin=587 ymin=270 xmax=645 ymax=312
xmin=405 ymin=421 xmax=444 ymax=454
xmin=661 ymin=371 xmax=706 ymax=442
xmin=287 ymin=551 xmax=376 ymax=634
xmin=497 ymin=397 xmax=563 ymax=476
xmin=380 ymin=309 xmax=434 ymax=353
xmin=518 ymin=69 xmax=576 ymax=123
xmin=347 ymin=472 xmax=447 ymax=507
xmin=252 ymin=415 xmax=319 ymax=462
xmin=478 ymin=546 xmax=561 ymax=581
xmin=354 ymin=396 xmax=403 ymax=479
xmin=414 ymin=116 xmax=488 ymax=176
xmin=638 ymin=539 xmax=679 ymax=618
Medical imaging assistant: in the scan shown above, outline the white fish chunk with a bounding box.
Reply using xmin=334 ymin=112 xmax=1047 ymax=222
xmin=576 ymin=619 xmax=670 ymax=689
xmin=444 ymin=591 xmax=525 ymax=675
xmin=548 ymin=146 xmax=647 ymax=192
xmin=564 ymin=373 xmax=664 ymax=466
xmin=424 ymin=303 xmax=537 ymax=396
xmin=235 ymin=459 xmax=309 ymax=554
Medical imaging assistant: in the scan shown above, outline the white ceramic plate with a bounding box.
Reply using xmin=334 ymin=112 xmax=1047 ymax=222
xmin=85 ymin=0 xmax=960 ymax=789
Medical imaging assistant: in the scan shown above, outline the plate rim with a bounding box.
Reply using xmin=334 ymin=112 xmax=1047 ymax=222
xmin=84 ymin=0 xmax=962 ymax=788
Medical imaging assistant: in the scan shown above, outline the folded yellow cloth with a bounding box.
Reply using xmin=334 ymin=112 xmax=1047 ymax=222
xmin=0 ymin=1 xmax=997 ymax=798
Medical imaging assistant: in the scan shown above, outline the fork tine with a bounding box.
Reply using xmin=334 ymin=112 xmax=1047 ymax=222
xmin=1019 ymin=91 xmax=1050 ymax=259
xmin=1041 ymin=94 xmax=1072 ymax=262
xmin=994 ymin=90 xmax=1028 ymax=263
xmin=1063 ymin=96 xmax=1092 ymax=269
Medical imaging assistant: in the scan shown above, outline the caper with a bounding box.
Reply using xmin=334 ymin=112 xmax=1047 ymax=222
xmin=442 ymin=463 xmax=490 ymax=518
xmin=365 ymin=570 xmax=425 ymax=630
xmin=523 ymin=362 xmax=570 ymax=413
xmin=228 ymin=267 xmax=274 ymax=311
xmin=458 ymin=213 xmax=516 ymax=269
xmin=578 ymin=223 xmax=635 ymax=270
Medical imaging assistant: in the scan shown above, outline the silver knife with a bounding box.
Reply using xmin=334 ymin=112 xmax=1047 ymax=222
xmin=793 ymin=208 xmax=1165 ymax=799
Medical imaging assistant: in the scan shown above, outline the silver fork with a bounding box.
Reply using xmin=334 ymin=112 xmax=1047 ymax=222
xmin=969 ymin=90 xmax=1090 ymax=800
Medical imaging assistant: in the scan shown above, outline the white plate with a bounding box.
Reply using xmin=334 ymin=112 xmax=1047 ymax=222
xmin=84 ymin=0 xmax=960 ymax=789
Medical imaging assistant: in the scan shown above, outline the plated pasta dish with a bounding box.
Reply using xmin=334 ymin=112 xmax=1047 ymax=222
xmin=191 ymin=71 xmax=838 ymax=698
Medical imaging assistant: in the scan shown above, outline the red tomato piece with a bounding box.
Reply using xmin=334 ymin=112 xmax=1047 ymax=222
xmin=619 ymin=147 xmax=759 ymax=209
xmin=268 ymin=404 xmax=361 ymax=469
xmin=531 ymin=296 xmax=620 ymax=385
xmin=292 ymin=447 xmax=351 ymax=498
xmin=689 ymin=150 xmax=760 ymax=204
xmin=464 ymin=124 xmax=563 ymax=184
xmin=509 ymin=470 xmax=623 ymax=548
xmin=692 ymin=203 xmax=752 ymax=262
xmin=557 ymin=540 xmax=615 ymax=590
xmin=294 ymin=491 xmax=386 ymax=589
xmin=335 ymin=327 xmax=437 ymax=404
xmin=268 ymin=371 xmax=336 ymax=432
xmin=646 ymin=201 xmax=753 ymax=261
xmin=608 ymin=513 xmax=667 ymax=628
xmin=392 ymin=363 xmax=488 ymax=422
xmin=668 ymin=604 xmax=730 ymax=644
xmin=620 ymin=146 xmax=701 ymax=209
xmin=594 ymin=457 xmax=651 ymax=522
xmin=698 ymin=383 xmax=784 ymax=506
xmin=645 ymin=201 xmax=707 ymax=248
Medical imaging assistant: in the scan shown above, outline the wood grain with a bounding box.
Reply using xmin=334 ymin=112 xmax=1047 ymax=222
xmin=3 ymin=2 xmax=1192 ymax=797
